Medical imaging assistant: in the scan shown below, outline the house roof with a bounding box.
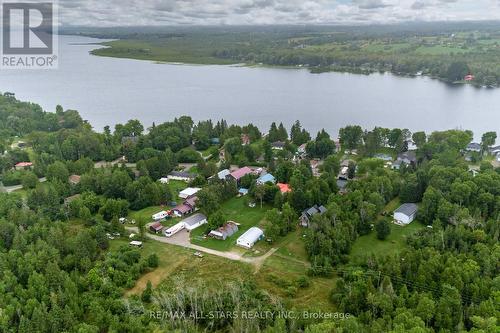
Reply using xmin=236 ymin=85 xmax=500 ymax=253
xmin=174 ymin=204 xmax=193 ymax=214
xmin=184 ymin=196 xmax=198 ymax=207
xmin=239 ymin=188 xmax=249 ymax=194
xmin=181 ymin=213 xmax=207 ymax=227
xmin=397 ymin=151 xmax=417 ymax=163
xmin=467 ymin=143 xmax=482 ymax=150
xmin=69 ymin=174 xmax=81 ymax=184
xmin=217 ymin=169 xmax=231 ymax=180
xmin=179 ymin=187 xmax=201 ymax=198
xmin=277 ymin=183 xmax=292 ymax=193
xmin=395 ymin=203 xmax=418 ymax=217
xmin=169 ymin=171 xmax=195 ymax=179
xmin=230 ymin=167 xmax=253 ymax=180
xmin=271 ymin=141 xmax=286 ymax=148
xmin=336 ymin=179 xmax=348 ymax=189
xmin=257 ymin=173 xmax=275 ymax=184
xmin=303 ymin=205 xmax=327 ymax=218
xmin=237 ymin=227 xmax=264 ymax=244
xmin=15 ymin=162 xmax=32 ymax=167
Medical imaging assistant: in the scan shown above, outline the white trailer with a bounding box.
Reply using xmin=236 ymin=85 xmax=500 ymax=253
xmin=152 ymin=211 xmax=169 ymax=221
xmin=164 ymin=222 xmax=185 ymax=237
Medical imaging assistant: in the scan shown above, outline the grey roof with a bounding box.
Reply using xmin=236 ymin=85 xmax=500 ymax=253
xmin=395 ymin=203 xmax=418 ymax=217
xmin=181 ymin=213 xmax=207 ymax=227
xmin=217 ymin=169 xmax=231 ymax=180
xmin=336 ymin=179 xmax=348 ymax=189
xmin=467 ymin=143 xmax=482 ymax=150
xmin=397 ymin=151 xmax=417 ymax=163
xmin=303 ymin=205 xmax=327 ymax=217
xmin=169 ymin=171 xmax=195 ymax=178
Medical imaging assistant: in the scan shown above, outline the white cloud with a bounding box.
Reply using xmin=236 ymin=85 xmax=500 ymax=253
xmin=50 ymin=0 xmax=500 ymax=26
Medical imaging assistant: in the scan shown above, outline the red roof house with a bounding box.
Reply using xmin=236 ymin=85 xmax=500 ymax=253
xmin=149 ymin=222 xmax=164 ymax=234
xmin=277 ymin=183 xmax=292 ymax=194
xmin=14 ymin=162 xmax=33 ymax=170
xmin=464 ymin=74 xmax=475 ymax=81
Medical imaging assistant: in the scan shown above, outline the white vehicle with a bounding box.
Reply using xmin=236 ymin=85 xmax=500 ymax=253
xmin=129 ymin=241 xmax=143 ymax=248
xmin=164 ymin=222 xmax=185 ymax=237
xmin=152 ymin=211 xmax=169 ymax=221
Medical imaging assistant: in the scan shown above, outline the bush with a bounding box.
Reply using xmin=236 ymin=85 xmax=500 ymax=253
xmin=147 ymin=254 xmax=159 ymax=268
xmin=296 ymin=276 xmax=310 ymax=289
xmin=376 ymin=219 xmax=391 ymax=240
xmin=21 ymin=171 xmax=38 ymax=189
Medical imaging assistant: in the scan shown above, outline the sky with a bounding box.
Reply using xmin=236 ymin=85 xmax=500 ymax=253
xmin=52 ymin=0 xmax=500 ymax=26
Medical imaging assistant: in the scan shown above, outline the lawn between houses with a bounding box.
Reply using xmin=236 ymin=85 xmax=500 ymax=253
xmin=189 ymin=196 xmax=271 ymax=251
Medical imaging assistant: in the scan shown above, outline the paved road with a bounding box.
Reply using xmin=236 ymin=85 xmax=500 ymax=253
xmin=126 ymin=226 xmax=277 ymax=268
xmin=0 ymin=177 xmax=47 ymax=193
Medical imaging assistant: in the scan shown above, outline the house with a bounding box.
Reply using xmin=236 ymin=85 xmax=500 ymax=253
xmin=68 ymin=174 xmax=81 ymax=185
xmin=121 ymin=136 xmax=140 ymax=145
xmin=374 ymin=153 xmax=393 ymax=162
xmin=271 ymin=141 xmax=286 ymax=150
xmin=150 ymin=222 xmax=164 ymax=234
xmin=210 ymin=138 xmax=220 ymax=145
xmin=164 ymin=221 xmax=185 ymax=237
xmin=256 ymin=173 xmax=276 ymax=185
xmin=238 ymin=188 xmax=249 ymax=196
xmin=209 ymin=222 xmax=239 ymax=240
xmin=179 ymin=187 xmax=201 ymax=199
xmin=181 ymin=213 xmax=207 ymax=231
xmin=152 ymin=211 xmax=169 ymax=221
xmin=236 ymin=227 xmax=264 ymax=249
xmin=394 ymin=203 xmax=418 ymax=225
xmin=277 ymin=183 xmax=292 ymax=194
xmin=464 ymin=74 xmax=475 ymax=81
xmin=497 ymin=154 xmax=500 ymax=162
xmin=159 ymin=177 xmax=169 ymax=184
xmin=173 ymin=196 xmax=198 ymax=216
xmin=466 ymin=143 xmax=482 ymax=152
xmin=392 ymin=151 xmax=417 ymax=170
xmin=297 ymin=143 xmax=307 ymax=155
xmin=241 ymin=134 xmax=251 ymax=146
xmin=336 ymin=179 xmax=348 ymax=194
xmin=14 ymin=162 xmax=33 ymax=170
xmin=167 ymin=171 xmax=195 ymax=182
xmin=489 ymin=145 xmax=500 ymax=155
xmin=230 ymin=167 xmax=254 ymax=183
xmin=300 ymin=205 xmax=327 ymax=227
xmin=216 ymin=169 xmax=231 ymax=180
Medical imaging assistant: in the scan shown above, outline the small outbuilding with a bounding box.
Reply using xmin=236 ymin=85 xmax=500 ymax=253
xmin=179 ymin=187 xmax=201 ymax=199
xmin=236 ymin=227 xmax=264 ymax=249
xmin=150 ymin=222 xmax=164 ymax=234
xmin=209 ymin=222 xmax=239 ymax=240
xmin=394 ymin=203 xmax=418 ymax=225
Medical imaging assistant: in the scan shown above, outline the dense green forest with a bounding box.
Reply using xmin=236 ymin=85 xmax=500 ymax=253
xmin=0 ymin=92 xmax=498 ymax=332
xmin=67 ymin=22 xmax=500 ymax=87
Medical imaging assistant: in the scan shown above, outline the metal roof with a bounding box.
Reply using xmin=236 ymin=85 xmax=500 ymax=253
xmin=395 ymin=203 xmax=418 ymax=217
xmin=181 ymin=213 xmax=207 ymax=227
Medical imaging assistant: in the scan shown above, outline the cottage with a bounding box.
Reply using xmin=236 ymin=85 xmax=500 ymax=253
xmin=167 ymin=171 xmax=195 ymax=182
xmin=179 ymin=187 xmax=201 ymax=199
xmin=181 ymin=213 xmax=208 ymax=231
xmin=300 ymin=205 xmax=327 ymax=227
xmin=394 ymin=203 xmax=418 ymax=225
xmin=209 ymin=222 xmax=239 ymax=240
xmin=236 ymin=227 xmax=264 ymax=249
xmin=466 ymin=143 xmax=482 ymax=152
xmin=150 ymin=222 xmax=164 ymax=234
xmin=256 ymin=173 xmax=276 ymax=185
xmin=277 ymin=183 xmax=292 ymax=194
xmin=68 ymin=174 xmax=81 ymax=185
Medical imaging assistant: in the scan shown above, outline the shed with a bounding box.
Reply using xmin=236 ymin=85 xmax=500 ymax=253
xmin=236 ymin=227 xmax=264 ymax=249
xmin=150 ymin=222 xmax=164 ymax=234
xmin=394 ymin=203 xmax=418 ymax=225
xmin=209 ymin=222 xmax=239 ymax=240
xmin=179 ymin=187 xmax=201 ymax=199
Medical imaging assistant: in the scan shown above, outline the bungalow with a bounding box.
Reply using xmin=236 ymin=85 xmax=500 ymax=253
xmin=216 ymin=169 xmax=231 ymax=180
xmin=466 ymin=143 xmax=482 ymax=153
xmin=150 ymin=222 xmax=164 ymax=234
xmin=173 ymin=196 xmax=198 ymax=216
xmin=300 ymin=205 xmax=327 ymax=227
xmin=256 ymin=173 xmax=276 ymax=185
xmin=68 ymin=174 xmax=81 ymax=185
xmin=209 ymin=222 xmax=239 ymax=240
xmin=14 ymin=162 xmax=33 ymax=170
xmin=230 ymin=167 xmax=254 ymax=183
xmin=181 ymin=213 xmax=208 ymax=231
xmin=271 ymin=141 xmax=286 ymax=150
xmin=179 ymin=187 xmax=201 ymax=199
xmin=167 ymin=171 xmax=195 ymax=182
xmin=392 ymin=151 xmax=417 ymax=170
xmin=277 ymin=183 xmax=292 ymax=194
xmin=236 ymin=227 xmax=264 ymax=249
xmin=394 ymin=203 xmax=418 ymax=225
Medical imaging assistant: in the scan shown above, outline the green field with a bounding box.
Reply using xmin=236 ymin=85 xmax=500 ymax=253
xmin=190 ymin=196 xmax=271 ymax=251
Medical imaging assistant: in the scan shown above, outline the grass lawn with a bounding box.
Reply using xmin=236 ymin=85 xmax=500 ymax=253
xmin=190 ymin=196 xmax=271 ymax=251
xmin=168 ymin=180 xmax=189 ymax=201
xmin=350 ymin=222 xmax=425 ymax=262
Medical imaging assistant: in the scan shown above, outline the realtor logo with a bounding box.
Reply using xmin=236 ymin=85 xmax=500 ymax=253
xmin=1 ymin=1 xmax=58 ymax=69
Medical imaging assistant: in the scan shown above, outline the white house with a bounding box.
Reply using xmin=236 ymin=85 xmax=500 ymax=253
xmin=181 ymin=213 xmax=208 ymax=231
xmin=164 ymin=221 xmax=185 ymax=237
xmin=236 ymin=227 xmax=264 ymax=249
xmin=394 ymin=203 xmax=418 ymax=225
xmin=167 ymin=171 xmax=195 ymax=182
xmin=152 ymin=211 xmax=169 ymax=221
xmin=179 ymin=187 xmax=201 ymax=199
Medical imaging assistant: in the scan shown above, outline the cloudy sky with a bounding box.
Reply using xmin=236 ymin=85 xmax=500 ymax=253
xmin=56 ymin=0 xmax=500 ymax=26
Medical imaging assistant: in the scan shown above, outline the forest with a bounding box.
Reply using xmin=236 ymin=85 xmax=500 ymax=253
xmin=0 ymin=92 xmax=498 ymax=332
xmin=67 ymin=22 xmax=500 ymax=87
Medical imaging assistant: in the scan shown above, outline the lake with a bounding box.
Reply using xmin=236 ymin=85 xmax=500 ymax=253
xmin=0 ymin=35 xmax=498 ymax=138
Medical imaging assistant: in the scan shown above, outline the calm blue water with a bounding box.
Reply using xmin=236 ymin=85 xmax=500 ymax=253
xmin=0 ymin=35 xmax=498 ymax=139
